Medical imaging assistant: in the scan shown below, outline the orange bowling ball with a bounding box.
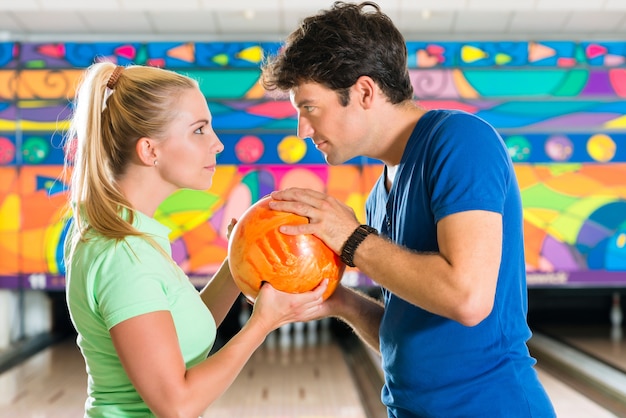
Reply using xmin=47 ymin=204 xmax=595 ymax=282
xmin=228 ymin=196 xmax=345 ymax=302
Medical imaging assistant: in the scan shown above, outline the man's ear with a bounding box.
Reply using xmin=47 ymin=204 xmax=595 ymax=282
xmin=135 ymin=137 xmax=157 ymax=167
xmin=353 ymin=75 xmax=377 ymax=109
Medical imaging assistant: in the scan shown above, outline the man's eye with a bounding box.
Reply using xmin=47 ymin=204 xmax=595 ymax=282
xmin=303 ymin=106 xmax=314 ymax=112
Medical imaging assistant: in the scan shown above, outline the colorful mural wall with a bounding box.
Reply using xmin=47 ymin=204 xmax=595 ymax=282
xmin=1 ymin=40 xmax=625 ymax=291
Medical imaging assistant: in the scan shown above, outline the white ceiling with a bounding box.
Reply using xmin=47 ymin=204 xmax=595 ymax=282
xmin=0 ymin=0 xmax=625 ymax=42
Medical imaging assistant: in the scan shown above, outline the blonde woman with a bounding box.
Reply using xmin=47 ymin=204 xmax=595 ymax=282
xmin=63 ymin=62 xmax=328 ymax=417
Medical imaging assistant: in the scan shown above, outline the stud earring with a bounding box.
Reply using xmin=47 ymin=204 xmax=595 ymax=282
xmin=154 ymin=160 xmax=158 ymax=166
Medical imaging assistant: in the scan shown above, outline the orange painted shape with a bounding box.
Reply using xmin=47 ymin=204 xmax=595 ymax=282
xmin=528 ymin=42 xmax=556 ymax=63
xmin=544 ymin=172 xmax=604 ymax=197
xmin=0 ymin=231 xmax=19 ymax=274
xmin=167 ymin=43 xmax=195 ymax=63
xmin=189 ymin=244 xmax=227 ymax=271
xmin=523 ymin=220 xmax=546 ymax=269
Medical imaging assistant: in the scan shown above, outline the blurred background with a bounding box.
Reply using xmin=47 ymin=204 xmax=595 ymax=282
xmin=0 ymin=1 xmax=625 ymax=417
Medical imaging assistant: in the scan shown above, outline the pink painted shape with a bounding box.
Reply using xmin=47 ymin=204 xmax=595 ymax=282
xmin=223 ymin=184 xmax=253 ymax=238
xmin=410 ymin=70 xmax=460 ymax=99
xmin=604 ymin=54 xmax=626 ymax=67
xmin=586 ymin=44 xmax=608 ymax=60
xmin=557 ymin=57 xmax=577 ymax=67
xmin=609 ymin=69 xmax=626 ymax=97
xmin=248 ymin=101 xmax=296 ymax=119
xmin=235 ymin=135 xmax=264 ymax=164
xmin=418 ymin=100 xmax=479 ymax=114
xmin=37 ymin=44 xmax=65 ymax=59
xmin=114 ymin=45 xmax=136 ymax=60
xmin=147 ymin=58 xmax=165 ymax=68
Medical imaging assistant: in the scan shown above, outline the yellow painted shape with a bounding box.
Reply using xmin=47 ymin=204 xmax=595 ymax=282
xmin=604 ymin=115 xmax=626 ymax=129
xmin=237 ymin=46 xmax=263 ymax=63
xmin=587 ymin=134 xmax=616 ymax=162
xmin=461 ymin=45 xmax=488 ymax=63
xmin=523 ymin=208 xmax=560 ymax=230
xmin=0 ymin=120 xmax=17 ymax=130
xmin=0 ymin=194 xmax=20 ymax=230
xmin=278 ymin=135 xmax=307 ymax=164
xmin=45 ymin=221 xmax=65 ymax=274
xmin=18 ymin=120 xmax=70 ymax=131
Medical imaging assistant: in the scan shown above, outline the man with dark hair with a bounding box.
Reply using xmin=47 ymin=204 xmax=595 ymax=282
xmin=263 ymin=2 xmax=556 ymax=417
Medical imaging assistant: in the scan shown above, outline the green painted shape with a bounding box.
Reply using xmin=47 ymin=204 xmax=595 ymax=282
xmin=566 ymin=196 xmax=616 ymax=221
xmin=520 ymin=182 xmax=578 ymax=211
xmin=157 ymin=189 xmax=220 ymax=215
xmin=264 ymin=120 xmax=298 ymax=130
xmin=181 ymin=70 xmax=260 ymax=99
xmin=206 ymin=102 xmax=233 ymax=115
xmin=575 ymin=44 xmax=587 ymax=63
xmin=545 ymin=163 xmax=582 ymax=176
xmin=135 ymin=45 xmax=148 ymax=65
xmin=555 ymin=196 xmax=617 ymax=244
xmin=495 ymin=100 xmax=595 ymax=117
xmin=552 ymin=69 xmax=588 ymax=96
xmin=241 ymin=171 xmax=260 ymax=201
xmin=550 ymin=212 xmax=585 ymax=244
xmin=25 ymin=60 xmax=46 ymax=68
xmin=463 ymin=70 xmax=569 ymax=97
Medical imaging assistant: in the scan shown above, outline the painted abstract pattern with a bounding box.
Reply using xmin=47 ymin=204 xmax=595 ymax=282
xmin=0 ymin=41 xmax=625 ymax=290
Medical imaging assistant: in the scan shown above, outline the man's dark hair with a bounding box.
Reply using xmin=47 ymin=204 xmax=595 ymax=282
xmin=260 ymin=1 xmax=414 ymax=106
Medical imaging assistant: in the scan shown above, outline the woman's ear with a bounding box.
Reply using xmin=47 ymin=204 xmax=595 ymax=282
xmin=135 ymin=137 xmax=157 ymax=167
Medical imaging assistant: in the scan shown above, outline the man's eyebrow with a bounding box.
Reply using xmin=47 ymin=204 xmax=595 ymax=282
xmin=295 ymin=98 xmax=314 ymax=107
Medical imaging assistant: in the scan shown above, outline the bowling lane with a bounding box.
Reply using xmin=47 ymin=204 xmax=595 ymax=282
xmin=536 ymin=324 xmax=626 ymax=372
xmin=0 ymin=337 xmax=85 ymax=418
xmin=205 ymin=334 xmax=368 ymax=417
xmin=0 ymin=322 xmax=369 ymax=418
xmin=0 ymin=324 xmax=622 ymax=418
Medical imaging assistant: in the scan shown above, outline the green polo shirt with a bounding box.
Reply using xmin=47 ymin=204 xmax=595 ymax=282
xmin=66 ymin=211 xmax=216 ymax=417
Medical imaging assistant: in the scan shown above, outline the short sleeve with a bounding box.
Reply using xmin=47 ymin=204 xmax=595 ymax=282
xmin=93 ymin=238 xmax=172 ymax=330
xmin=427 ymin=112 xmax=510 ymax=222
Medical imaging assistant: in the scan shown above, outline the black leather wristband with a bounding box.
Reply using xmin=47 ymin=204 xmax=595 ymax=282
xmin=340 ymin=225 xmax=378 ymax=267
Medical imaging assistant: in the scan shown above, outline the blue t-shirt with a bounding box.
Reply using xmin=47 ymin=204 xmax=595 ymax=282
xmin=366 ymin=110 xmax=555 ymax=417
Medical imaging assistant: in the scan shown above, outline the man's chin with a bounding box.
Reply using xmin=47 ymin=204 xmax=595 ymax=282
xmin=324 ymin=154 xmax=343 ymax=166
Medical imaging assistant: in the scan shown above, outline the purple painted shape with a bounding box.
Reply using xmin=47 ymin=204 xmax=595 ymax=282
xmin=529 ymin=112 xmax=617 ymax=129
xmin=258 ymin=169 xmax=275 ymax=198
xmin=21 ymin=105 xmax=71 ymax=122
xmin=581 ymin=70 xmax=616 ymax=96
xmin=0 ymin=276 xmax=21 ymax=289
xmin=528 ymin=271 xmax=626 ymax=288
xmin=542 ymin=235 xmax=580 ymax=270
xmin=19 ymin=43 xmax=69 ymax=67
xmin=470 ymin=100 xmax=502 ymax=110
xmin=209 ymin=206 xmax=225 ymax=233
xmin=577 ymin=221 xmax=611 ymax=248
xmin=222 ymin=101 xmax=251 ymax=111
xmin=0 ymin=105 xmax=17 ymax=119
xmin=171 ymin=238 xmax=187 ymax=265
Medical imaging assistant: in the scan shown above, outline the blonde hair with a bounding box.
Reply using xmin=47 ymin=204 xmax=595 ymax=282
xmin=64 ymin=62 xmax=197 ymax=254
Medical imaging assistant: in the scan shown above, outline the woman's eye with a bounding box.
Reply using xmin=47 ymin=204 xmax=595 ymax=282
xmin=195 ymin=126 xmax=205 ymax=134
